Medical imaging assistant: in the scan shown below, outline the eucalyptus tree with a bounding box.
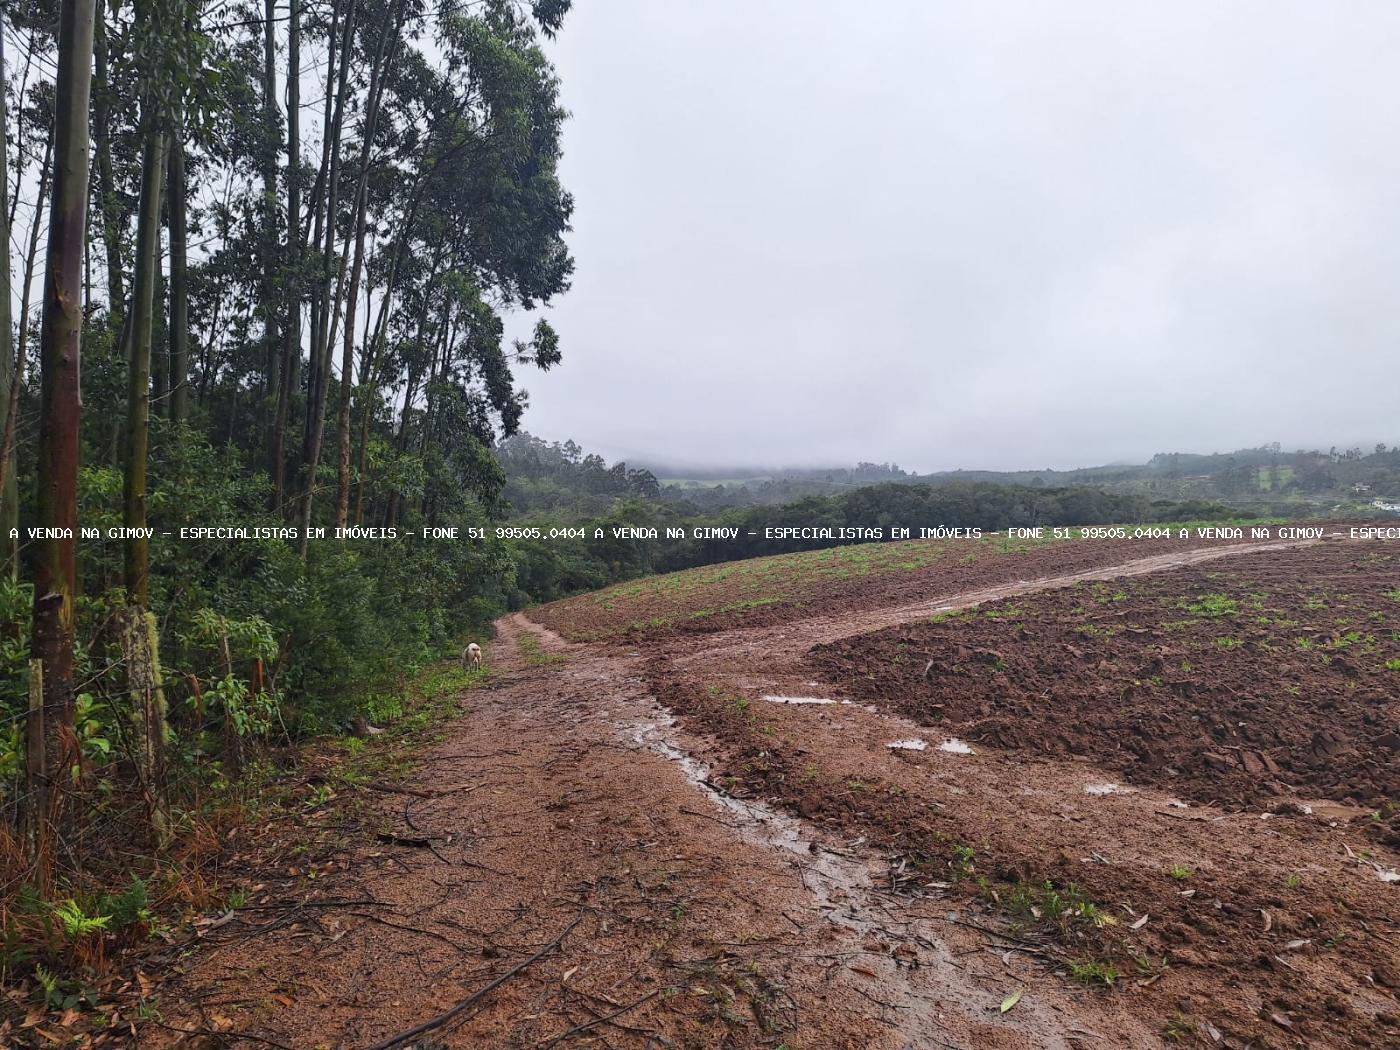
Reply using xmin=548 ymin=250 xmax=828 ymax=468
xmin=345 ymin=0 xmax=572 ymax=527
xmin=333 ymin=0 xmax=414 ymax=529
xmin=124 ymin=0 xmax=208 ymax=602
xmin=30 ymin=0 xmax=95 ymax=879
xmin=270 ymin=0 xmax=302 ymax=505
xmin=0 ymin=20 xmax=17 ymax=572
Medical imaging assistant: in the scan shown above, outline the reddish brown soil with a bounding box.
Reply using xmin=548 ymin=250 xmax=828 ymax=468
xmin=637 ymin=537 xmax=1400 ymax=1050
xmin=140 ymin=533 xmax=1400 ymax=1050
xmin=809 ymin=542 xmax=1400 ymax=810
xmin=533 ymin=531 xmax=1273 ymax=643
xmin=141 ymin=618 xmax=1058 ymax=1050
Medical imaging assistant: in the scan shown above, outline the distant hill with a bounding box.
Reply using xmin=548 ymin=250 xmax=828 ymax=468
xmin=504 ymin=434 xmax=1400 ymax=518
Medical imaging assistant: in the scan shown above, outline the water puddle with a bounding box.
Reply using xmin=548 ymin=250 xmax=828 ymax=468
xmin=762 ymin=695 xmax=843 ymax=705
xmin=623 ymin=710 xmax=1076 ymax=1046
xmin=939 ymin=738 xmax=975 ymax=754
xmin=628 ymin=714 xmax=877 ymax=910
xmin=887 ymin=738 xmax=928 ymax=751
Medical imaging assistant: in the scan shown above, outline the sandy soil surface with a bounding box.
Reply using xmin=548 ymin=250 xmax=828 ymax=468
xmin=152 ymin=533 xmax=1399 ymax=1049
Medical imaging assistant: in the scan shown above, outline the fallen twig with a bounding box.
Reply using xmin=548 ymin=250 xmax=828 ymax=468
xmin=349 ymin=911 xmax=471 ymax=954
xmin=363 ymin=913 xmax=584 ymax=1050
xmin=678 ymin=805 xmax=740 ymax=828
xmin=376 ymin=831 xmax=441 ymax=848
xmin=367 ymin=781 xmax=436 ymax=798
xmin=535 ymin=989 xmax=661 ymax=1048
xmin=938 ymin=917 xmax=1063 ymax=961
xmin=147 ymin=1017 xmax=293 ymax=1049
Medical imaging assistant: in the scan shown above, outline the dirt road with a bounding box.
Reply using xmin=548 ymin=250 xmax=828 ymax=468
xmin=158 ymin=537 xmax=1398 ymax=1049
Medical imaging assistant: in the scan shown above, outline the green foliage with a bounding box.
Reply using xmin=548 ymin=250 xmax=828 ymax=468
xmin=96 ymin=877 xmax=153 ymax=934
xmin=51 ymin=900 xmax=110 ymax=941
xmin=32 ymin=964 xmax=101 ymax=1011
xmin=1008 ymin=879 xmax=1115 ymax=931
xmin=949 ymin=844 xmax=976 ymax=878
xmin=1069 ymin=958 xmax=1119 ymax=986
xmin=1186 ymin=593 xmax=1239 ymax=618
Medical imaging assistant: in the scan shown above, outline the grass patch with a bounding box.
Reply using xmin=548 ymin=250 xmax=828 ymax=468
xmin=1185 ymin=593 xmax=1238 ymax=618
xmin=1006 ymin=880 xmax=1115 ymax=931
xmin=516 ymin=634 xmax=568 ymax=666
xmin=1068 ymin=958 xmax=1119 ymax=987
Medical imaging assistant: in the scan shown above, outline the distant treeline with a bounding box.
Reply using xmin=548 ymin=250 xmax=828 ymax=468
xmin=621 ymin=440 xmax=1400 ymax=511
xmin=506 ymin=475 xmax=1243 ymax=604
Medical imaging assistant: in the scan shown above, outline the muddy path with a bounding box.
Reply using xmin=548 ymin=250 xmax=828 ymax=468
xmin=156 ymin=534 xmax=1397 ymax=1048
xmin=156 ymin=616 xmax=1126 ymax=1049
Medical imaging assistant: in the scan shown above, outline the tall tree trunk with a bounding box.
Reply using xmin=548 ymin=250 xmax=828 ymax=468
xmin=167 ymin=112 xmax=189 ymax=423
xmin=124 ymin=81 xmax=171 ymax=829
xmin=335 ymin=0 xmax=406 ymax=528
xmin=30 ymin=0 xmax=96 ymax=887
xmin=351 ymin=277 xmax=400 ymax=525
xmin=298 ymin=0 xmax=357 ymax=552
xmin=1 ymin=135 xmax=54 ymax=550
xmin=124 ymin=124 xmax=166 ymax=606
xmin=93 ymin=0 xmax=123 ymax=323
xmin=260 ymin=0 xmax=280 ymax=427
xmin=302 ymin=0 xmax=340 ymax=464
xmin=6 ymin=29 xmax=35 ymax=228
xmin=0 ymin=20 xmax=17 ymax=574
xmin=151 ymin=219 xmax=167 ymax=414
xmin=272 ymin=0 xmax=300 ymax=509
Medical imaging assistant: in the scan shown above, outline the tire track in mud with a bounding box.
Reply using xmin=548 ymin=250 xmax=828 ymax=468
xmin=511 ymin=541 xmax=1346 ymax=1047
xmin=689 ymin=535 xmax=1330 ymax=658
xmin=509 ymin=613 xmax=1100 ymax=1049
xmin=520 ymin=533 xmax=1400 ymax=1050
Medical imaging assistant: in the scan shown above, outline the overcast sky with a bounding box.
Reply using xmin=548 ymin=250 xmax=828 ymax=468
xmin=506 ymin=1 xmax=1400 ymax=474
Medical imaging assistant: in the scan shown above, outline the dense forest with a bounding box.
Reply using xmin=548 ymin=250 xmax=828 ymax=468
xmin=0 ymin=0 xmax=578 ymax=963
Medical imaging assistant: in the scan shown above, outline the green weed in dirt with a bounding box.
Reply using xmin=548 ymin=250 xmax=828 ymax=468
xmin=1069 ymin=959 xmax=1119 ymax=986
xmin=517 ymin=634 xmax=568 ymax=666
xmin=1185 ymin=593 xmax=1238 ymax=618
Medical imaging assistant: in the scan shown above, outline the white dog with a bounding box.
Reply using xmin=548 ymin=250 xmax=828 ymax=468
xmin=462 ymin=642 xmax=483 ymax=670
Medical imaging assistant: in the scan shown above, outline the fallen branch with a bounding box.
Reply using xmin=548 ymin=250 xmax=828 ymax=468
xmin=349 ymin=911 xmax=472 ymax=954
xmin=938 ymin=917 xmax=1063 ymax=960
xmin=678 ymin=805 xmax=739 ymax=828
xmin=242 ymin=898 xmax=388 ymax=911
xmin=367 ymin=779 xmax=482 ymax=799
xmin=367 ymin=781 xmax=435 ymax=798
xmin=535 ymin=989 xmax=661 ymax=1048
xmin=363 ymin=914 xmax=584 ymax=1050
xmin=376 ymin=831 xmax=441 ymax=848
xmin=148 ymin=1018 xmax=293 ymax=1050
